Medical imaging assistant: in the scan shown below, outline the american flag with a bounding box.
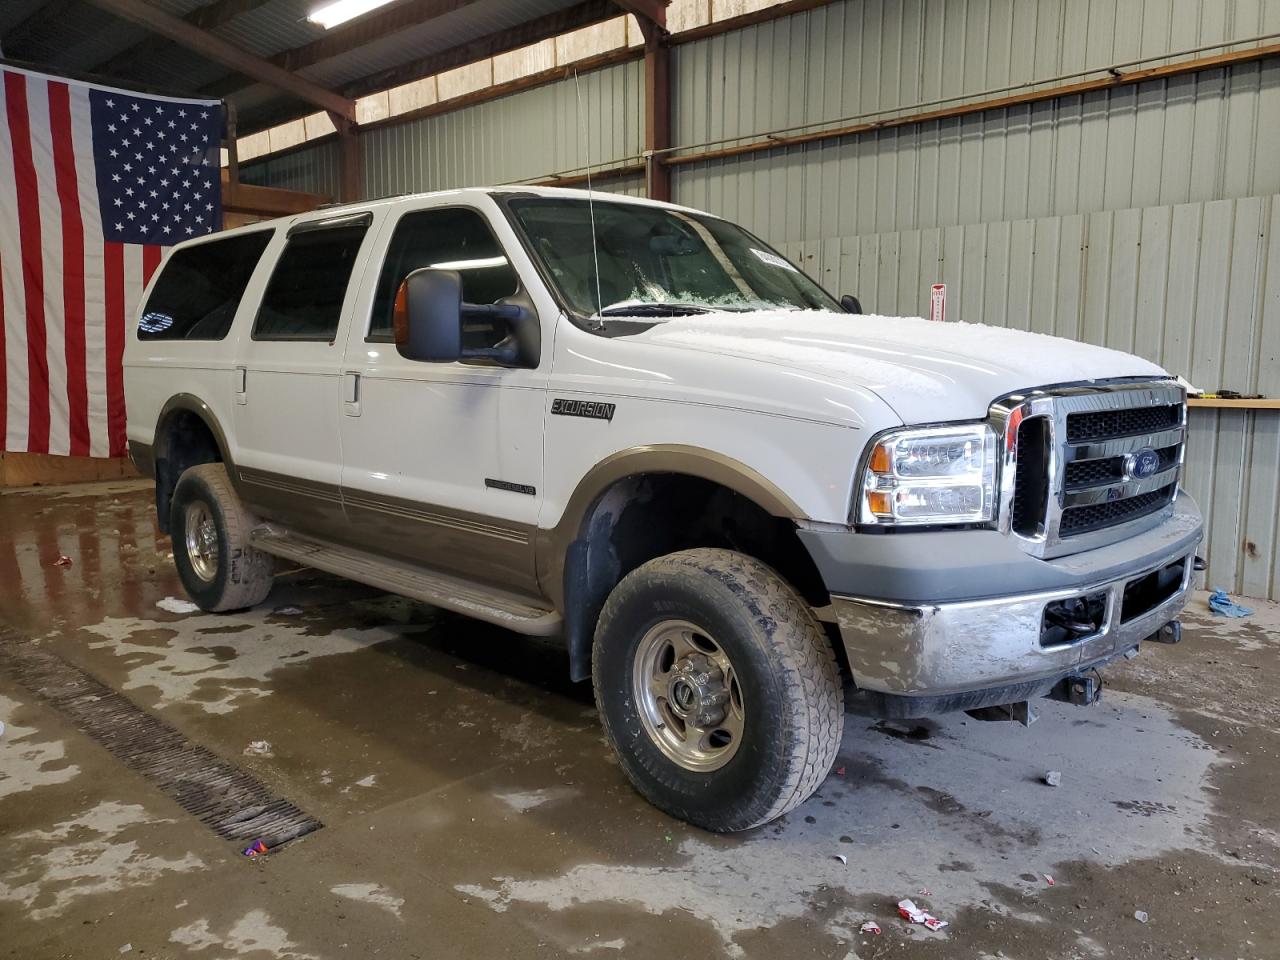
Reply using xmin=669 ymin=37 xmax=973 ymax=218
xmin=0 ymin=65 xmax=222 ymax=458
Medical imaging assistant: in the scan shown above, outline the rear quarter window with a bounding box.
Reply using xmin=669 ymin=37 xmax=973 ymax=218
xmin=138 ymin=230 xmax=272 ymax=340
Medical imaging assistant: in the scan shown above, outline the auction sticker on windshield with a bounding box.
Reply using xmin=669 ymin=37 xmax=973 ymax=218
xmin=751 ymin=248 xmax=798 ymax=272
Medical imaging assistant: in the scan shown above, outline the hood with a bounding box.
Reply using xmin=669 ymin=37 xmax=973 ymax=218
xmin=637 ymin=311 xmax=1169 ymax=423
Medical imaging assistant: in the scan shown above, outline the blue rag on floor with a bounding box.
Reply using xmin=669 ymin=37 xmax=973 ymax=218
xmin=1208 ymin=588 xmax=1253 ymax=618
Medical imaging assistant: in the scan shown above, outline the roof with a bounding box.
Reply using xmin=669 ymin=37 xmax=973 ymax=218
xmin=1 ymin=0 xmax=621 ymax=132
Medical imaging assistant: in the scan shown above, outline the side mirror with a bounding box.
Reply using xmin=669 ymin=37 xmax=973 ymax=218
xmin=394 ymin=268 xmax=464 ymax=362
xmin=394 ymin=268 xmax=535 ymax=365
xmin=840 ymin=294 xmax=863 ymax=315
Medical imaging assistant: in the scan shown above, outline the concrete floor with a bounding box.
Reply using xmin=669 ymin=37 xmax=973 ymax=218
xmin=1 ymin=480 xmax=1277 ymax=960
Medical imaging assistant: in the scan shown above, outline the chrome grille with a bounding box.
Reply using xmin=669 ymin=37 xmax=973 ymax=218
xmin=1063 ymin=444 xmax=1180 ymax=490
xmin=995 ymin=381 xmax=1186 ymax=559
xmin=1059 ymin=483 xmax=1178 ymax=535
xmin=1065 ymin=404 xmax=1182 ymax=443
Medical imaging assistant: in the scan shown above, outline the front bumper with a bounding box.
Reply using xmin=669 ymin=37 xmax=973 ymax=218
xmin=813 ymin=497 xmax=1203 ymax=707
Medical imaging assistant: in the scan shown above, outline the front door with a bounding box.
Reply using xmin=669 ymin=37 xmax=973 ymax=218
xmin=337 ymin=200 xmax=549 ymax=597
xmin=232 ymin=212 xmax=376 ymax=541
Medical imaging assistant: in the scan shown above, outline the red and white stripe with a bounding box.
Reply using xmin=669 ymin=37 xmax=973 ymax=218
xmin=0 ymin=66 xmax=172 ymax=458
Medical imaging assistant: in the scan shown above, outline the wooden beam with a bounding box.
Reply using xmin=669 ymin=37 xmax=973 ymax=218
xmin=211 ymin=0 xmax=619 ymax=105
xmin=662 ymin=40 xmax=1280 ymax=168
xmin=202 ymin=0 xmax=616 ymax=103
xmin=80 ymin=0 xmax=356 ymax=119
xmin=271 ymin=0 xmax=484 ymax=76
xmin=92 ymin=0 xmax=274 ymax=79
xmin=611 ymin=0 xmax=667 ymax=28
xmin=241 ymin=45 xmax=641 ymax=146
xmin=220 ymin=169 xmax=324 ymax=215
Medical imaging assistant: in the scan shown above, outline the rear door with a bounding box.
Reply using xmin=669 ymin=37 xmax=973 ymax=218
xmin=336 ymin=198 xmax=549 ymax=596
xmin=231 ymin=211 xmax=377 ymax=540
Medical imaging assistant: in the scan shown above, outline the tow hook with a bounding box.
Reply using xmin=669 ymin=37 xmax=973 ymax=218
xmin=1147 ymin=620 xmax=1182 ymax=644
xmin=1046 ymin=673 xmax=1102 ymax=707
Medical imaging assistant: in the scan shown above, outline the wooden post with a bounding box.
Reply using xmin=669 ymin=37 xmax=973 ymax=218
xmin=331 ymin=112 xmax=363 ymax=204
xmin=222 ymin=100 xmax=239 ymax=229
xmin=640 ymin=18 xmax=671 ymax=202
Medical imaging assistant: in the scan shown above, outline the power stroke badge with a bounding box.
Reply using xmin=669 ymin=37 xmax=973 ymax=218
xmin=551 ymin=398 xmax=616 ymax=422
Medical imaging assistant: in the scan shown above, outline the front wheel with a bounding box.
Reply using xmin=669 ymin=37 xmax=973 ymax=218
xmin=169 ymin=463 xmax=275 ymax=612
xmin=593 ymin=548 xmax=844 ymax=832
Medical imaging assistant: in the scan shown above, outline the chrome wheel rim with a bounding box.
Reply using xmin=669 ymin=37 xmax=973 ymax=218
xmin=184 ymin=499 xmax=218 ymax=582
xmin=632 ymin=619 xmax=745 ymax=772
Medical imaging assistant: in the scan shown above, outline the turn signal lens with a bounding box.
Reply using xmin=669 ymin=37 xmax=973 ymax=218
xmin=866 ymin=490 xmax=893 ymax=516
xmin=393 ymin=281 xmax=410 ymax=347
xmin=868 ymin=443 xmax=892 ymax=474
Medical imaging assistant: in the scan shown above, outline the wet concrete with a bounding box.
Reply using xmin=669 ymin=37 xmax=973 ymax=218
xmin=1 ymin=479 xmax=1276 ymax=959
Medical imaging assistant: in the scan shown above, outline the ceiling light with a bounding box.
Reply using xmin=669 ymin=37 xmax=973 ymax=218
xmin=307 ymin=0 xmax=397 ymax=30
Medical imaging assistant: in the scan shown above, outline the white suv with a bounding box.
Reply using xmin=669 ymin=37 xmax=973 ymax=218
xmin=125 ymin=186 xmax=1203 ymax=831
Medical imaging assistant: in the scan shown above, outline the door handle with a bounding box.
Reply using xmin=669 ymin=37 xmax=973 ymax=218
xmin=343 ymin=371 xmax=361 ymax=417
xmin=234 ymin=366 xmax=247 ymax=405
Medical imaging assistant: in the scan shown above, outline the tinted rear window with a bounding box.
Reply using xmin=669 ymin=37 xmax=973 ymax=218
xmin=138 ymin=231 xmax=272 ymax=340
xmin=253 ymin=223 xmax=369 ymax=342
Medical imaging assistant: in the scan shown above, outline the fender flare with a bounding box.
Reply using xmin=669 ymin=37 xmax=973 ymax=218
xmin=153 ymin=393 xmax=235 ymax=468
xmin=536 ymin=445 xmax=806 ymax=681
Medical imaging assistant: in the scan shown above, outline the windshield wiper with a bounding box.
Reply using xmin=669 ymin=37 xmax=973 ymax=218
xmin=595 ymin=301 xmax=716 ymax=318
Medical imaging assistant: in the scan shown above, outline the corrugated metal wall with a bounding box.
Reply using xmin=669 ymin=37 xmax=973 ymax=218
xmin=664 ymin=1 xmax=1280 ymax=598
xmin=761 ymin=194 xmax=1280 ymax=597
xmin=239 ymin=0 xmax=1280 ymax=597
xmin=674 ymin=59 xmax=1280 ymax=241
xmin=674 ymin=0 xmax=1280 ymax=151
xmin=360 ymin=59 xmax=643 ymax=198
xmin=239 ymin=140 xmax=343 ymax=199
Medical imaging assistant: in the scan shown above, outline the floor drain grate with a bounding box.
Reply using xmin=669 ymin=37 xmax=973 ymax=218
xmin=0 ymin=626 xmax=322 ymax=851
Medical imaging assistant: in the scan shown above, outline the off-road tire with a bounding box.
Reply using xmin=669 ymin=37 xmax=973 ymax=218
xmin=170 ymin=463 xmax=275 ymax=612
xmin=593 ymin=548 xmax=844 ymax=832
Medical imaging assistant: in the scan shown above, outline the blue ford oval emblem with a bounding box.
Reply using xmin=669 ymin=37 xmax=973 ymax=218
xmin=1126 ymin=448 xmax=1160 ymax=480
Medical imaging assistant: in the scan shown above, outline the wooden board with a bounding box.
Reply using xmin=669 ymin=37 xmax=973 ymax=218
xmin=1187 ymin=398 xmax=1280 ymax=409
xmin=0 ymin=453 xmax=139 ymax=488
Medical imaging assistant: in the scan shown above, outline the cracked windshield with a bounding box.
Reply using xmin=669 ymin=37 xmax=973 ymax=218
xmin=508 ymin=196 xmax=841 ymax=321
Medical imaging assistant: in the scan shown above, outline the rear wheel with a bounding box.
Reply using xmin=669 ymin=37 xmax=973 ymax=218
xmin=170 ymin=463 xmax=274 ymax=612
xmin=593 ymin=548 xmax=844 ymax=832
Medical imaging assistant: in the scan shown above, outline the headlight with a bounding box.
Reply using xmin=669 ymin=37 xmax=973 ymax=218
xmin=858 ymin=424 xmax=997 ymax=526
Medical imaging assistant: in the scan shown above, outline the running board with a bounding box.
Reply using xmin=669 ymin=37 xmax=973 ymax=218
xmin=250 ymin=526 xmax=562 ymax=636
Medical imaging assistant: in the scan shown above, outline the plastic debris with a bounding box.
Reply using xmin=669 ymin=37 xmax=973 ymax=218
xmin=157 ymin=596 xmax=200 ymax=614
xmin=243 ymin=740 xmax=273 ymax=757
xmin=860 ymin=921 xmax=881 ymax=935
xmin=1208 ymin=589 xmax=1252 ymax=618
xmin=1175 ymin=375 xmax=1203 ymax=397
xmin=275 ymin=605 xmax=303 ymax=616
xmin=242 ymin=839 xmax=269 ymax=857
xmin=0 ymin=721 xmax=5 ymax=737
xmin=835 ymin=766 xmax=846 ymax=776
xmin=119 ymin=944 xmax=132 ymax=955
xmin=898 ymin=898 xmax=948 ymax=931
xmin=53 ymin=555 xmax=73 ymax=567
xmin=1044 ymin=874 xmax=1055 ymax=886
xmin=1044 ymin=770 xmax=1063 ymax=787
xmin=918 ymin=887 xmax=932 ymax=896
xmin=833 ymin=854 xmax=847 ymax=865
xmin=1133 ymin=910 xmax=1149 ymax=923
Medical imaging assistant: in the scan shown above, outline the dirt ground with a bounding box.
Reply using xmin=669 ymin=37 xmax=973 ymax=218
xmin=1 ymin=479 xmax=1276 ymax=960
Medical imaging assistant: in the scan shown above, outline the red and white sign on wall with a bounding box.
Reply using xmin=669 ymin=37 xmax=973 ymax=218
xmin=929 ymin=283 xmax=946 ymax=323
